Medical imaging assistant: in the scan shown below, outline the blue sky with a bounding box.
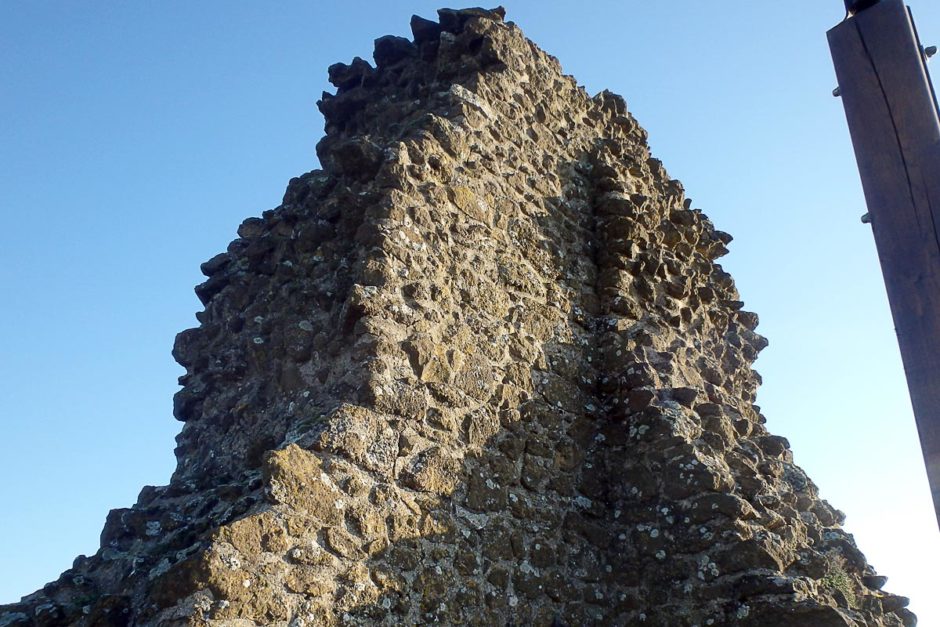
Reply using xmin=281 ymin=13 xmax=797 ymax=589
xmin=2 ymin=1 xmax=938 ymax=621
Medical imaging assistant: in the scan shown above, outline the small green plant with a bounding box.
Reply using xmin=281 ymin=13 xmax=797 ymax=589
xmin=821 ymin=565 xmax=857 ymax=608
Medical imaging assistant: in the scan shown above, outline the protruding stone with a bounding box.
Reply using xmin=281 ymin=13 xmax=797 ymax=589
xmin=200 ymin=252 xmax=230 ymax=277
xmin=373 ymin=35 xmax=417 ymax=67
xmin=881 ymin=594 xmax=911 ymax=612
xmin=411 ymin=14 xmax=443 ymax=45
xmin=862 ymin=574 xmax=889 ymax=590
xmin=327 ymin=56 xmax=374 ymax=90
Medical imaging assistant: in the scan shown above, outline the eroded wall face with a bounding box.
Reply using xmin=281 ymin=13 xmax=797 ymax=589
xmin=0 ymin=7 xmax=914 ymax=627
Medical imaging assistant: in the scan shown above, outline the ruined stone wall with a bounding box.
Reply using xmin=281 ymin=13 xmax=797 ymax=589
xmin=0 ymin=7 xmax=914 ymax=627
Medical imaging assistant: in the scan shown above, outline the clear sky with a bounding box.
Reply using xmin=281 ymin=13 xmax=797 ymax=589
xmin=2 ymin=0 xmax=939 ymax=621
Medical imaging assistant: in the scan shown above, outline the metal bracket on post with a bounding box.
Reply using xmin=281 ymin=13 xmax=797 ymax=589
xmin=829 ymin=0 xmax=940 ymax=529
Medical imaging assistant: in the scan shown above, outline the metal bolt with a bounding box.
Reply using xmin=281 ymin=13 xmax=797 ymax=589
xmin=861 ymin=212 xmax=871 ymax=224
xmin=833 ymin=86 xmax=842 ymax=97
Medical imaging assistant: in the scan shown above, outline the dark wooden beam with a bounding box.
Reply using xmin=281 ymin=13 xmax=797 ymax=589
xmin=829 ymin=0 xmax=940 ymax=529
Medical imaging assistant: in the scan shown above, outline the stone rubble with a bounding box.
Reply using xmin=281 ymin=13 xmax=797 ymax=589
xmin=0 ymin=6 xmax=915 ymax=627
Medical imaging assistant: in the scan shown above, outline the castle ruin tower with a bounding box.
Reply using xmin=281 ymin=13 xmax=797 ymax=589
xmin=0 ymin=7 xmax=914 ymax=627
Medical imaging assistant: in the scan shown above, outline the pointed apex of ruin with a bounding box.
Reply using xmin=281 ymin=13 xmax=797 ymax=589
xmin=437 ymin=6 xmax=507 ymax=31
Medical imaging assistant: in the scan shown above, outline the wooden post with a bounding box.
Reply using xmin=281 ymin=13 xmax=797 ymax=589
xmin=829 ymin=0 xmax=940 ymax=529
